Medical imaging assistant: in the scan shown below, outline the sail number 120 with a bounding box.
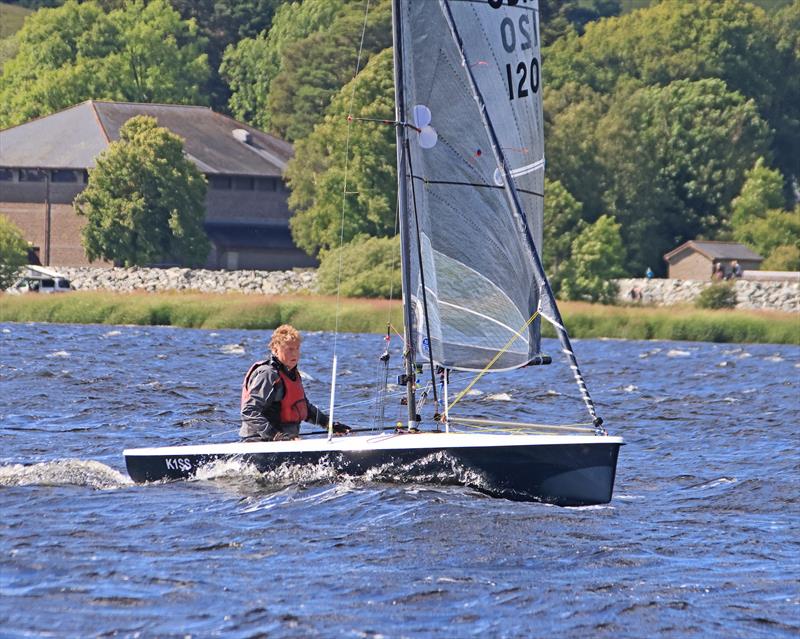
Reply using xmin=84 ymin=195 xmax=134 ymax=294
xmin=497 ymin=12 xmax=539 ymax=101
xmin=506 ymin=59 xmax=539 ymax=101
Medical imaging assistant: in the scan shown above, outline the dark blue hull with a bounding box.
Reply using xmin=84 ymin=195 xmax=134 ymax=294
xmin=125 ymin=438 xmax=622 ymax=506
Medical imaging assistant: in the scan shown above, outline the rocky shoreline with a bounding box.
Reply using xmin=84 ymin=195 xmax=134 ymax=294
xmin=45 ymin=267 xmax=800 ymax=313
xmin=56 ymin=266 xmax=318 ymax=296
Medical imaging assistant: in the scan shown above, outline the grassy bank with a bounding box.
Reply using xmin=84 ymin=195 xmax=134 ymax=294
xmin=0 ymin=291 xmax=797 ymax=344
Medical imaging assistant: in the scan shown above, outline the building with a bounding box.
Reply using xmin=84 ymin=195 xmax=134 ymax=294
xmin=663 ymin=240 xmax=763 ymax=280
xmin=0 ymin=100 xmax=316 ymax=270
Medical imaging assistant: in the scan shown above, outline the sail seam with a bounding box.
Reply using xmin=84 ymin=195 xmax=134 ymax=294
xmin=411 ymin=175 xmax=543 ymax=197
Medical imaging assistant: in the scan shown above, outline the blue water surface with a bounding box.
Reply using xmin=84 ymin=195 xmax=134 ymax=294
xmin=1 ymin=322 xmax=798 ymax=638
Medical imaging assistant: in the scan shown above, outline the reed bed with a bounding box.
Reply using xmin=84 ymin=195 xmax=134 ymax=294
xmin=0 ymin=291 xmax=404 ymax=334
xmin=0 ymin=291 xmax=797 ymax=344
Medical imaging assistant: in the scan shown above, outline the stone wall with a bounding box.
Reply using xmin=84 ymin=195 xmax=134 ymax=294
xmin=616 ymin=278 xmax=799 ymax=313
xmin=55 ymin=266 xmax=318 ymax=295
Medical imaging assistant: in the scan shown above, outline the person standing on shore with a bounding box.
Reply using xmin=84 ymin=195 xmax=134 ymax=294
xmin=240 ymin=324 xmax=350 ymax=442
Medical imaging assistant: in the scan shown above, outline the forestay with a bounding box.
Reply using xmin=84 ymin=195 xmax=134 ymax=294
xmin=396 ymin=0 xmax=553 ymax=372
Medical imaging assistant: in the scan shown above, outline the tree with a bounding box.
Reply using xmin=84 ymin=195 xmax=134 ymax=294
xmin=0 ymin=214 xmax=29 ymax=290
xmin=730 ymin=158 xmax=786 ymax=229
xmin=734 ymin=207 xmax=800 ymax=264
xmin=75 ymin=115 xmax=209 ymax=267
xmin=597 ymin=79 xmax=771 ymax=275
xmin=317 ymin=235 xmax=400 ymax=298
xmin=542 ymin=178 xmax=585 ymax=294
xmin=221 ymin=0 xmax=346 ymax=130
xmin=0 ymin=0 xmax=209 ymax=128
xmin=544 ymin=0 xmax=799 ymax=189
xmin=769 ymin=0 xmax=800 ymax=185
xmin=559 ymin=215 xmax=625 ymax=304
xmin=538 ymin=0 xmax=622 ymax=47
xmin=286 ymin=47 xmax=396 ymax=256
xmin=264 ymin=0 xmax=391 ymax=141
xmin=544 ymin=82 xmax=609 ymax=223
xmin=168 ymin=0 xmax=282 ymax=110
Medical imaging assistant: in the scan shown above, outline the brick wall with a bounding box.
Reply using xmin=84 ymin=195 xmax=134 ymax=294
xmin=1 ymin=174 xmax=300 ymax=269
xmin=668 ymin=251 xmax=712 ymax=280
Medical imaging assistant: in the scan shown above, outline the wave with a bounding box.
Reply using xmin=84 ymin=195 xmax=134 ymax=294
xmin=0 ymin=459 xmax=133 ymax=489
xmin=187 ymin=451 xmax=493 ymax=497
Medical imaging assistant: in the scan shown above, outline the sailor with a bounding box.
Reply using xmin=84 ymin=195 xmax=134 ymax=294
xmin=240 ymin=324 xmax=351 ymax=442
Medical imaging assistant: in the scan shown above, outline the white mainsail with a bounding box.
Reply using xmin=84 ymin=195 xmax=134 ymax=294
xmin=395 ymin=0 xmax=548 ymax=372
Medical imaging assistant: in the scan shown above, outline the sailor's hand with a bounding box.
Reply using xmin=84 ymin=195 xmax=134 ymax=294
xmin=332 ymin=421 xmax=351 ymax=436
xmin=271 ymin=432 xmax=300 ymax=442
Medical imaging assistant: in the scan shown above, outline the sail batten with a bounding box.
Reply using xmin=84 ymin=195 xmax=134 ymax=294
xmin=397 ymin=0 xmax=546 ymax=372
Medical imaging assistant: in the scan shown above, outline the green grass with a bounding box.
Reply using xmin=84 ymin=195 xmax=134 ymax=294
xmin=541 ymin=302 xmax=799 ymax=344
xmin=0 ymin=291 xmax=405 ymax=333
xmin=1 ymin=291 xmax=797 ymax=344
xmin=0 ymin=3 xmax=31 ymax=39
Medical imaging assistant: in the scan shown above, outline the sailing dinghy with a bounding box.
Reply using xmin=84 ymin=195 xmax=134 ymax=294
xmin=124 ymin=0 xmax=623 ymax=506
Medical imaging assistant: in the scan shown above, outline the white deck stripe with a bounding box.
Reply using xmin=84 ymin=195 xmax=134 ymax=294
xmin=124 ymin=432 xmax=624 ymax=457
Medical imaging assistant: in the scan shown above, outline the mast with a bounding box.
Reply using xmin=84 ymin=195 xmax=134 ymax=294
xmin=439 ymin=0 xmax=604 ymax=430
xmin=392 ymin=0 xmax=418 ymax=429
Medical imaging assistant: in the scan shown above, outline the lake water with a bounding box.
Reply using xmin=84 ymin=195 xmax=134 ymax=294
xmin=1 ymin=322 xmax=798 ymax=638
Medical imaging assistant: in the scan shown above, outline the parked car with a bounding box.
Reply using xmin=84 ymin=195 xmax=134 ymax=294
xmin=8 ymin=275 xmax=73 ymax=294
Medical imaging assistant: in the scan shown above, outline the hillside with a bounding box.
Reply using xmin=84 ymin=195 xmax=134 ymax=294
xmin=0 ymin=2 xmax=31 ymax=39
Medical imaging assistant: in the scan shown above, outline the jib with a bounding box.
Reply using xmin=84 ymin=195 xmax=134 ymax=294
xmin=166 ymin=457 xmax=192 ymax=472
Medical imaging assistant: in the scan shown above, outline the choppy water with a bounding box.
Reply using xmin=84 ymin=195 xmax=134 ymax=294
xmin=1 ymin=322 xmax=798 ymax=638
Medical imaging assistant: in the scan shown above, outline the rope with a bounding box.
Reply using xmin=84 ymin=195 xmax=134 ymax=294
xmin=447 ymin=310 xmax=540 ymax=412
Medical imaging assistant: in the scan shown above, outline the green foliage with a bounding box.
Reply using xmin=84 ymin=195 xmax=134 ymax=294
xmin=560 ymin=215 xmax=625 ymax=303
xmin=221 ymin=0 xmax=345 ymax=130
xmin=75 ymin=115 xmax=209 ymax=267
xmin=547 ymin=77 xmax=771 ymax=275
xmin=169 ymin=0 xmax=282 ymax=109
xmin=539 ymin=0 xmax=622 ymax=46
xmin=761 ymin=244 xmax=800 ymax=271
xmin=544 ymin=0 xmax=799 ymax=191
xmin=607 ymin=79 xmax=769 ymax=272
xmin=286 ymin=47 xmax=396 ymax=256
xmin=730 ymin=158 xmax=786 ymax=228
xmin=317 ymin=235 xmax=400 ymax=299
xmin=696 ymin=283 xmax=737 ymax=310
xmin=0 ymin=0 xmax=209 ymax=128
xmin=769 ymin=0 xmax=800 ymax=182
xmin=543 ymin=178 xmax=585 ymax=293
xmin=734 ymin=206 xmax=800 ymax=262
xmin=547 ymin=0 xmax=777 ymax=101
xmin=0 ymin=35 xmax=19 ymax=73
xmin=0 ymin=214 xmax=28 ymax=289
xmin=265 ymin=0 xmax=391 ymax=141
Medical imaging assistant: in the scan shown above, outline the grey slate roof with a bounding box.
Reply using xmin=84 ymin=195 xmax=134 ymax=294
xmin=0 ymin=100 xmax=292 ymax=176
xmin=664 ymin=240 xmax=763 ymax=263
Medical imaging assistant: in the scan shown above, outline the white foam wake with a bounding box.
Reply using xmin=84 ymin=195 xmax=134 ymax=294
xmin=0 ymin=460 xmax=133 ymax=489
